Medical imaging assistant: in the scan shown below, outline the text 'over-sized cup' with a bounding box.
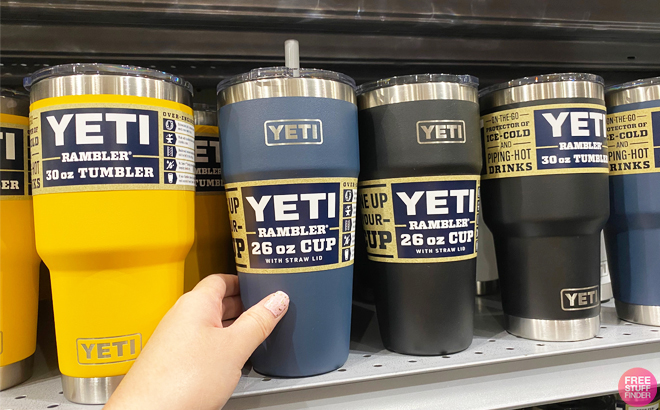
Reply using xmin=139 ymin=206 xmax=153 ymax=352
xmin=0 ymin=88 xmax=40 ymax=390
xmin=24 ymin=63 xmax=194 ymax=403
xmin=605 ymin=77 xmax=660 ymax=326
xmin=479 ymin=73 xmax=609 ymax=341
xmin=217 ymin=67 xmax=360 ymax=377
xmin=357 ymin=74 xmax=481 ymax=355
xmin=184 ymin=103 xmax=235 ymax=292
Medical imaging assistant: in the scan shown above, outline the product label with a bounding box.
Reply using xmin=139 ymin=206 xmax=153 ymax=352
xmin=29 ymin=95 xmax=195 ymax=194
xmin=359 ymin=176 xmax=479 ymax=263
xmin=194 ymin=125 xmax=224 ymax=192
xmin=481 ymin=103 xmax=608 ymax=179
xmin=0 ymin=113 xmax=30 ymax=198
xmin=226 ymin=177 xmax=357 ymax=273
xmin=77 ymin=333 xmax=142 ymax=365
xmin=607 ymin=107 xmax=660 ymax=175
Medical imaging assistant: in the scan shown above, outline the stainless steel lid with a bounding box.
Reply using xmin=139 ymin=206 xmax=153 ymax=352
xmin=357 ymin=74 xmax=479 ymax=110
xmin=606 ymin=76 xmax=660 ymax=108
xmin=216 ymin=67 xmax=356 ymax=107
xmin=1 ymin=87 xmax=30 ymax=116
xmin=24 ymin=63 xmax=193 ymax=106
xmin=479 ymin=73 xmax=605 ymax=111
xmin=193 ymin=103 xmax=217 ymax=126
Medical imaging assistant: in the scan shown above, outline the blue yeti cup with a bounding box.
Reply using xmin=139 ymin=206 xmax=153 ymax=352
xmin=217 ymin=67 xmax=360 ymax=376
xmin=605 ymin=77 xmax=660 ymax=326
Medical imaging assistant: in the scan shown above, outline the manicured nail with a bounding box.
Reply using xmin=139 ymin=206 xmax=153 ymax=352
xmin=264 ymin=291 xmax=289 ymax=318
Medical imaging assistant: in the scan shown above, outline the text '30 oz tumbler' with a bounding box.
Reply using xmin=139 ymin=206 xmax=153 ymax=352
xmin=357 ymin=74 xmax=482 ymax=355
xmin=480 ymin=73 xmax=610 ymax=341
xmin=605 ymin=77 xmax=660 ymax=327
xmin=217 ymin=67 xmax=360 ymax=377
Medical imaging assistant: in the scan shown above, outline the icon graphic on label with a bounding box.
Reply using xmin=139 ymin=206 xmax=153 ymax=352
xmin=344 ymin=189 xmax=353 ymax=202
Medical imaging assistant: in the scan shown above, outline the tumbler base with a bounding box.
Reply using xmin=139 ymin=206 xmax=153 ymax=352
xmin=61 ymin=374 xmax=124 ymax=404
xmin=505 ymin=315 xmax=600 ymax=341
xmin=476 ymin=279 xmax=499 ymax=296
xmin=0 ymin=355 xmax=33 ymax=391
xmin=616 ymin=300 xmax=660 ymax=327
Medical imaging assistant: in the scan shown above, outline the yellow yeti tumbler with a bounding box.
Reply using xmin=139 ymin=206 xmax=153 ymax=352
xmin=0 ymin=89 xmax=40 ymax=390
xmin=24 ymin=64 xmax=195 ymax=404
xmin=184 ymin=103 xmax=235 ymax=292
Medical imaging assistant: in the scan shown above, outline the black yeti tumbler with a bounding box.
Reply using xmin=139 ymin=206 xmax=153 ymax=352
xmin=357 ymin=74 xmax=481 ymax=355
xmin=479 ymin=73 xmax=609 ymax=341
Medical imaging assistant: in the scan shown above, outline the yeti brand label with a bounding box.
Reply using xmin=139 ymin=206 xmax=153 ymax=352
xmin=264 ymin=119 xmax=323 ymax=146
xmin=607 ymin=104 xmax=660 ymax=176
xmin=417 ymin=120 xmax=466 ymax=144
xmin=561 ymin=285 xmax=599 ymax=311
xmin=359 ymin=176 xmax=479 ymax=263
xmin=29 ymin=95 xmax=195 ymax=194
xmin=0 ymin=114 xmax=30 ymax=198
xmin=77 ymin=333 xmax=142 ymax=365
xmin=481 ymin=103 xmax=609 ymax=179
xmin=194 ymin=125 xmax=224 ymax=192
xmin=226 ymin=177 xmax=357 ymax=273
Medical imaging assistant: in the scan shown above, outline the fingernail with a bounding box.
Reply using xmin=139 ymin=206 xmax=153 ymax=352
xmin=264 ymin=291 xmax=289 ymax=318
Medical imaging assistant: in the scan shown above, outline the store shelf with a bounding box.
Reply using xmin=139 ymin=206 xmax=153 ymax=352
xmin=4 ymin=298 xmax=660 ymax=410
xmin=2 ymin=1 xmax=660 ymax=88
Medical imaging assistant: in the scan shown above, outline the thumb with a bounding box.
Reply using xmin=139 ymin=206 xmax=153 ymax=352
xmin=226 ymin=291 xmax=289 ymax=364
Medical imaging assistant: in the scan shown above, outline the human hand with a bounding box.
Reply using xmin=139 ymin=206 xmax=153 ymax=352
xmin=104 ymin=274 xmax=289 ymax=410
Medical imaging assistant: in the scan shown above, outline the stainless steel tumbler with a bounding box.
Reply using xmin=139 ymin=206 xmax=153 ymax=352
xmin=605 ymin=76 xmax=660 ymax=326
xmin=480 ymin=73 xmax=609 ymax=341
xmin=357 ymin=74 xmax=481 ymax=355
xmin=217 ymin=66 xmax=360 ymax=376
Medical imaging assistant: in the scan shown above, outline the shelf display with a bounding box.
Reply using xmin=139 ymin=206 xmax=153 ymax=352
xmin=23 ymin=64 xmax=195 ymax=404
xmin=184 ymin=103 xmax=235 ymax=292
xmin=356 ymin=74 xmax=481 ymax=355
xmin=479 ymin=73 xmax=609 ymax=341
xmin=216 ymin=43 xmax=360 ymax=377
xmin=1 ymin=1 xmax=660 ymax=404
xmin=4 ymin=298 xmax=660 ymax=410
xmin=604 ymin=76 xmax=660 ymax=327
xmin=0 ymin=88 xmax=39 ymax=390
